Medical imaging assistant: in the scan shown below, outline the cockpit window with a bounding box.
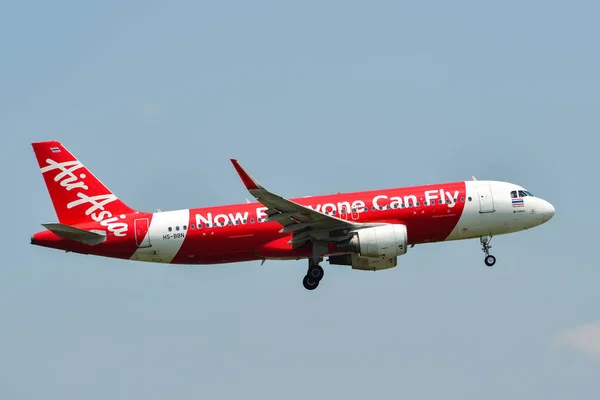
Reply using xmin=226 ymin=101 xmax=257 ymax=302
xmin=513 ymin=190 xmax=534 ymax=198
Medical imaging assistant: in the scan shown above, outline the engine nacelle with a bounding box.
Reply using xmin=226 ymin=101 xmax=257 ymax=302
xmin=337 ymin=224 xmax=408 ymax=258
xmin=331 ymin=224 xmax=408 ymax=271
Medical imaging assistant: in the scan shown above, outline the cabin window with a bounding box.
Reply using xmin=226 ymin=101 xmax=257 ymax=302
xmin=183 ymin=225 xmax=187 ymax=230
xmin=176 ymin=226 xmax=180 ymax=231
xmin=460 ymin=197 xmax=465 ymax=202
xmin=206 ymin=223 xmax=210 ymax=228
xmin=468 ymin=197 xmax=472 ymax=201
xmin=250 ymin=218 xmax=255 ymax=223
xmin=168 ymin=227 xmax=172 ymax=232
xmin=190 ymin=224 xmax=195 ymax=229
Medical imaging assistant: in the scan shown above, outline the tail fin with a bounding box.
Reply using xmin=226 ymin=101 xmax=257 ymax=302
xmin=32 ymin=141 xmax=136 ymax=225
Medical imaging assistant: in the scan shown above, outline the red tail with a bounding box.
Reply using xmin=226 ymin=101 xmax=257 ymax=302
xmin=32 ymin=141 xmax=137 ymax=226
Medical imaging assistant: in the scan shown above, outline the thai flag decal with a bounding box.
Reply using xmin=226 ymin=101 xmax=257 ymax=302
xmin=512 ymin=197 xmax=524 ymax=207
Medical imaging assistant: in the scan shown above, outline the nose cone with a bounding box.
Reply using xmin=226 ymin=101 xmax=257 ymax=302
xmin=541 ymin=200 xmax=555 ymax=222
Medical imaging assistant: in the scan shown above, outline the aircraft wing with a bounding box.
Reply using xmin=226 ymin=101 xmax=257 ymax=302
xmin=231 ymin=159 xmax=363 ymax=247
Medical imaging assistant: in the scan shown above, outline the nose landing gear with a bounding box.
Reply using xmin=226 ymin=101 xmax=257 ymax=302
xmin=485 ymin=254 xmax=496 ymax=267
xmin=481 ymin=236 xmax=496 ymax=267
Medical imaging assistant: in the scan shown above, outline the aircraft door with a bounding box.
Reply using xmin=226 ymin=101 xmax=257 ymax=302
xmin=477 ymin=184 xmax=495 ymax=213
xmin=134 ymin=218 xmax=152 ymax=247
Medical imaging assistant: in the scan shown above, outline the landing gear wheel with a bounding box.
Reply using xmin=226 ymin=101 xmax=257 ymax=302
xmin=303 ymin=275 xmax=319 ymax=290
xmin=480 ymin=236 xmax=496 ymax=267
xmin=307 ymin=265 xmax=324 ymax=281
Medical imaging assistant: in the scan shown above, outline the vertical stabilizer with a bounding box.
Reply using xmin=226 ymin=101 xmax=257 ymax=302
xmin=32 ymin=141 xmax=136 ymax=226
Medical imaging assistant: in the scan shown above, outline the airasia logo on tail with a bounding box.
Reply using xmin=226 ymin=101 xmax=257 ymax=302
xmin=41 ymin=159 xmax=129 ymax=237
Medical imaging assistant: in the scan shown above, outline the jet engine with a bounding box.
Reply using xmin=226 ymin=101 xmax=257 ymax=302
xmin=330 ymin=224 xmax=408 ymax=270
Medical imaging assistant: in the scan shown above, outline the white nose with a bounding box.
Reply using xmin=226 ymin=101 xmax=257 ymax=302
xmin=541 ymin=200 xmax=555 ymax=222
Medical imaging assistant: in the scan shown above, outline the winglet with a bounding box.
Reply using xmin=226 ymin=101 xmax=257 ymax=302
xmin=230 ymin=159 xmax=262 ymax=190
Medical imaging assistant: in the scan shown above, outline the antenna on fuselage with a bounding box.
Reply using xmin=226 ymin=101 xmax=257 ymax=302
xmin=472 ymin=175 xmax=478 ymax=181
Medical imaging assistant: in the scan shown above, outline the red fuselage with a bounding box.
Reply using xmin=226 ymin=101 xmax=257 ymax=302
xmin=33 ymin=181 xmax=468 ymax=264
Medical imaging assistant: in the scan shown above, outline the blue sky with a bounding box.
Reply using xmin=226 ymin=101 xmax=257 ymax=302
xmin=1 ymin=1 xmax=599 ymax=399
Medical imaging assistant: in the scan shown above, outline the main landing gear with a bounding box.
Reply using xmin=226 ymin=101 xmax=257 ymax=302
xmin=303 ymin=260 xmax=324 ymax=290
xmin=480 ymin=236 xmax=496 ymax=267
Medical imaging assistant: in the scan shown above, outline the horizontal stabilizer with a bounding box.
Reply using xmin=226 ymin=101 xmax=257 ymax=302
xmin=41 ymin=223 xmax=107 ymax=245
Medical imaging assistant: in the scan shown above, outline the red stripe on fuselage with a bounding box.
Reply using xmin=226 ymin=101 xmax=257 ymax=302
xmin=33 ymin=182 xmax=467 ymax=264
xmin=170 ymin=182 xmax=467 ymax=264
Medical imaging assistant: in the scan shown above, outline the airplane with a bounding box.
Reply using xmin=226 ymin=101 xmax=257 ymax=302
xmin=30 ymin=141 xmax=555 ymax=290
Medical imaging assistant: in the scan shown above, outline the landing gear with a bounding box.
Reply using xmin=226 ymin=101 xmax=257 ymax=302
xmin=307 ymin=264 xmax=324 ymax=281
xmin=480 ymin=236 xmax=496 ymax=267
xmin=303 ymin=260 xmax=324 ymax=290
xmin=303 ymin=275 xmax=319 ymax=290
xmin=485 ymin=255 xmax=496 ymax=267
